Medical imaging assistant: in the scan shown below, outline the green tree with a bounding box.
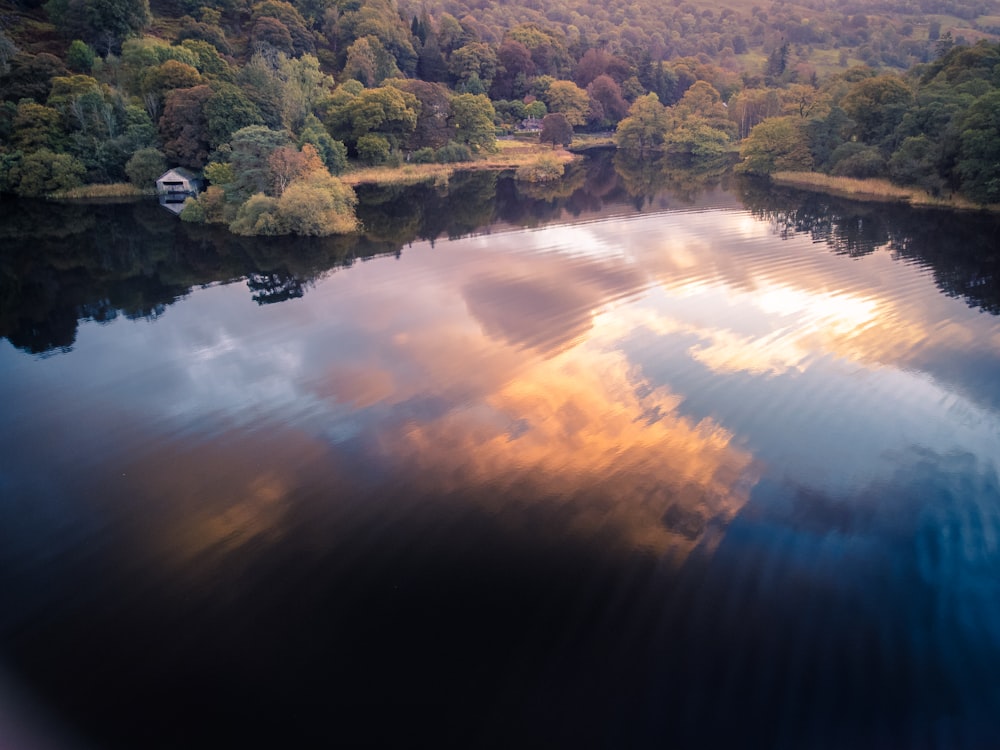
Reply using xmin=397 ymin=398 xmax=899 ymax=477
xmin=434 ymin=141 xmax=471 ymax=162
xmin=506 ymin=23 xmax=569 ymax=77
xmin=614 ymin=93 xmax=669 ymax=157
xmin=46 ymin=0 xmax=151 ymax=53
xmin=388 ymin=79 xmax=452 ymax=150
xmin=329 ymin=0 xmax=417 ymax=75
xmin=66 ymin=40 xmax=95 ymax=73
xmin=416 ymin=36 xmax=448 ymax=83
xmin=229 ymin=124 xmax=292 ymax=198
xmin=356 ymin=133 xmax=391 ymax=164
xmin=806 ymin=106 xmax=852 ymax=171
xmin=251 ymin=0 xmax=314 ymax=56
xmin=663 ymin=122 xmax=731 ymax=161
xmin=888 ymin=135 xmax=946 ymax=194
xmin=228 ymin=172 xmax=357 ymax=236
xmin=448 ymin=93 xmax=496 ymax=152
xmin=181 ymin=183 xmax=228 ymax=223
xmin=544 ymin=80 xmax=589 ymax=127
xmin=141 ymin=60 xmax=203 ymax=110
xmin=0 ymin=151 xmax=22 ymax=194
xmin=230 ymin=192 xmax=281 ymax=235
xmin=324 ymin=85 xmax=417 ymax=151
xmin=435 ymin=13 xmax=465 ymax=54
xmin=236 ymin=53 xmax=285 ymax=129
xmin=829 ymin=142 xmax=886 ymax=178
xmin=729 ymin=88 xmax=783 ymax=140
xmin=119 ymin=37 xmax=175 ymax=95
xmin=0 ymin=31 xmax=17 ymax=77
xmin=205 ymin=83 xmax=264 ymax=149
xmin=125 ymin=146 xmax=165 ymax=187
xmin=449 ymin=42 xmax=497 ymax=89
xmin=671 ymin=81 xmax=734 ymax=136
xmin=765 ymin=42 xmax=790 ymax=80
xmin=343 ymin=36 xmax=400 ymax=87
xmin=840 ymin=74 xmax=913 ymax=147
xmin=12 ymin=101 xmax=64 ymax=151
xmin=177 ymin=17 xmax=230 ymax=55
xmin=342 ymin=36 xmax=378 ymax=87
xmin=122 ymin=104 xmax=157 ymax=149
xmin=251 ymin=17 xmax=295 ymax=56
xmin=277 ymin=54 xmax=334 ymax=131
xmin=524 ymin=100 xmax=547 ymax=119
xmin=179 ymin=195 xmax=206 ymax=223
xmin=737 ymin=116 xmax=813 ymax=174
xmin=180 ymin=39 xmax=230 ymax=76
xmin=298 ymin=114 xmax=347 ymax=173
xmin=1 ymin=52 xmax=68 ymax=102
xmin=276 ymin=171 xmax=358 ymax=235
xmin=8 ymin=148 xmax=85 ymax=196
xmin=458 ymin=72 xmax=485 ymax=95
xmin=492 ymin=98 xmax=527 ymax=130
xmin=957 ymin=90 xmax=1000 ymax=204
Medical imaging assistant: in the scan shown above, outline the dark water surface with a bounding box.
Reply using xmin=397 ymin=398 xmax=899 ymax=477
xmin=2 ymin=163 xmax=1000 ymax=749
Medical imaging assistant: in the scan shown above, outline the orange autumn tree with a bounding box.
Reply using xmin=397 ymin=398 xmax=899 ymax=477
xmin=268 ymin=142 xmax=325 ymax=196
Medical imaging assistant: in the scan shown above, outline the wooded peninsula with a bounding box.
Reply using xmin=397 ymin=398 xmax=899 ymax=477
xmin=1 ymin=0 xmax=998 ymax=235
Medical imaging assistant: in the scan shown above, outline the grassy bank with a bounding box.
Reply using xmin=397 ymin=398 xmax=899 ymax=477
xmin=569 ymin=133 xmax=616 ymax=151
xmin=771 ymin=171 xmax=995 ymax=211
xmin=340 ymin=140 xmax=578 ymax=187
xmin=50 ymin=183 xmax=155 ymax=200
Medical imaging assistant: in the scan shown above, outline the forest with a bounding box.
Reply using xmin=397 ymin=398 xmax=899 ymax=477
xmin=0 ymin=0 xmax=999 ymax=236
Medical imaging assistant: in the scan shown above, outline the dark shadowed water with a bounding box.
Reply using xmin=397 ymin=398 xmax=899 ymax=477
xmin=2 ymin=160 xmax=1000 ymax=749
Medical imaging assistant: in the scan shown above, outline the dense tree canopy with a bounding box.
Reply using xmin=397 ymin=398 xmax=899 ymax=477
xmin=159 ymin=84 xmax=214 ymax=168
xmin=1 ymin=0 xmax=1000 ymax=214
xmin=46 ymin=0 xmax=151 ymax=52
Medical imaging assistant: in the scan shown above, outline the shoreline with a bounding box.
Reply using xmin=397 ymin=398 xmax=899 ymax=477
xmin=340 ymin=140 xmax=579 ymax=187
xmin=45 ymin=140 xmax=583 ymax=201
xmin=45 ymin=155 xmax=997 ymax=216
xmin=48 ymin=184 xmax=156 ymax=201
xmin=770 ymin=171 xmax=998 ymax=212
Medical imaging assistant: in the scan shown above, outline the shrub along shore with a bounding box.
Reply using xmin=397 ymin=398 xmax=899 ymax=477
xmin=770 ymin=171 xmax=999 ymax=212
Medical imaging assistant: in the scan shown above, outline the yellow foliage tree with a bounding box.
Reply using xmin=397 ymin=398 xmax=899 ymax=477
xmin=275 ymin=172 xmax=358 ymax=236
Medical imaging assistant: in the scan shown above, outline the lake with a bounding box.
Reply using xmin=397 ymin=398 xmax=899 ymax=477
xmin=2 ymin=157 xmax=1000 ymax=749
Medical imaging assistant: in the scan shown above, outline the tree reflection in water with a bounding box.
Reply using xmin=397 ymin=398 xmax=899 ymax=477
xmin=2 ymin=155 xmax=999 ymax=357
xmin=738 ymin=177 xmax=1000 ymax=313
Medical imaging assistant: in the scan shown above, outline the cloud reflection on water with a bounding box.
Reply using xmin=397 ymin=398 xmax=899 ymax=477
xmin=5 ymin=201 xmax=999 ymax=572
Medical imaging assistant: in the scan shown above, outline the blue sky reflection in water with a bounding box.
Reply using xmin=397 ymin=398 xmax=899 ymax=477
xmin=1 ymin=182 xmax=999 ymax=749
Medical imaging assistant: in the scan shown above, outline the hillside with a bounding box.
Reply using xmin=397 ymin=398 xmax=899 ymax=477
xmin=1 ymin=0 xmax=999 ymax=225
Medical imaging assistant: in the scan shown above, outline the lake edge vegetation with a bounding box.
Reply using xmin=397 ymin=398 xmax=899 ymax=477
xmin=1 ymin=0 xmax=999 ymax=234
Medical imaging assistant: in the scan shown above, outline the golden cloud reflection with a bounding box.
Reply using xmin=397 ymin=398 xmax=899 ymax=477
xmin=114 ymin=208 xmax=999 ymax=573
xmin=375 ymin=335 xmax=758 ymax=563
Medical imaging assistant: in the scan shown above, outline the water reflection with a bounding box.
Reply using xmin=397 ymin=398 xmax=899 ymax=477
xmin=2 ymin=160 xmax=1000 ymax=748
xmin=364 ymin=340 xmax=757 ymax=560
xmin=739 ymin=178 xmax=1000 ymax=312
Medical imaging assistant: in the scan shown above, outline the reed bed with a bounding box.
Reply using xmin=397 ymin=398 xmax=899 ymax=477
xmin=341 ymin=141 xmax=577 ymax=187
xmin=771 ymin=171 xmax=993 ymax=211
xmin=50 ymin=183 xmax=154 ymax=200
